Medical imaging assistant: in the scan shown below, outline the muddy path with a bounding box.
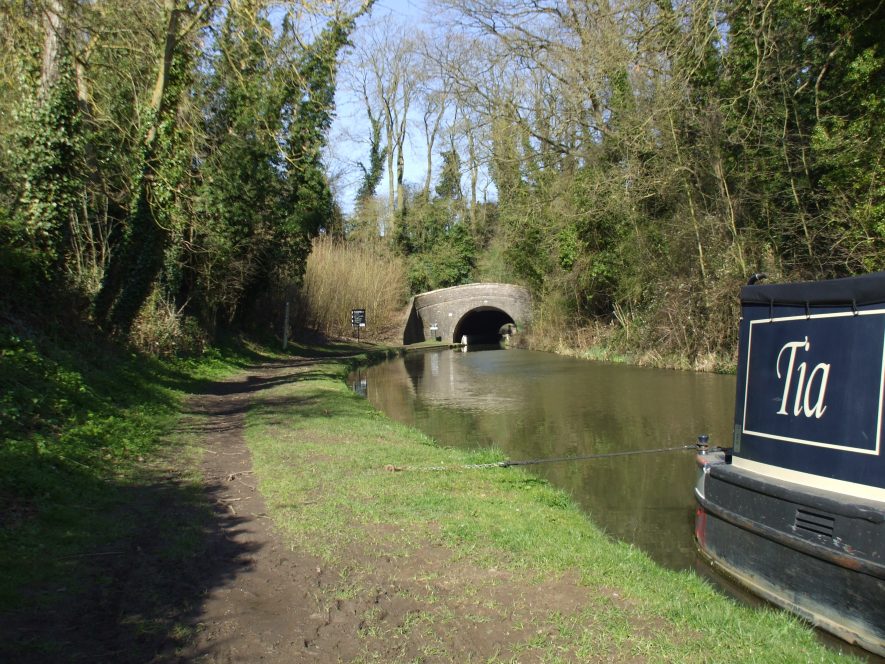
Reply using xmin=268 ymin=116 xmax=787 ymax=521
xmin=176 ymin=359 xmax=379 ymax=662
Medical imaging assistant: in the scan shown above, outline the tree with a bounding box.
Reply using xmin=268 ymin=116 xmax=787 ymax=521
xmin=2 ymin=1 xmax=83 ymax=284
xmin=353 ymin=71 xmax=388 ymax=207
xmin=2 ymin=0 xmax=377 ymax=347
xmin=93 ymin=0 xmax=212 ymax=334
xmin=350 ymin=19 xmax=418 ymax=231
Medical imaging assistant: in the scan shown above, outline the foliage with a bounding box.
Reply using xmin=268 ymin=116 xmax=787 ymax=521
xmin=1 ymin=0 xmax=881 ymax=373
xmin=1 ymin=0 xmax=372 ymax=346
xmin=398 ymin=0 xmax=885 ymax=368
xmin=8 ymin=60 xmax=84 ymax=279
xmin=389 ymin=141 xmax=481 ymax=293
xmin=395 ymin=194 xmax=476 ymax=292
xmin=355 ymin=103 xmax=387 ymax=206
xmin=297 ymin=235 xmax=408 ymax=340
xmin=193 ymin=6 xmax=290 ymax=326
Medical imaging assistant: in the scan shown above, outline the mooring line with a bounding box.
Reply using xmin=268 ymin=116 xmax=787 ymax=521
xmin=385 ymin=443 xmax=702 ymax=473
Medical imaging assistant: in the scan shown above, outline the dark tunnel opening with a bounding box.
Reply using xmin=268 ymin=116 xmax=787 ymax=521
xmin=453 ymin=308 xmax=516 ymax=346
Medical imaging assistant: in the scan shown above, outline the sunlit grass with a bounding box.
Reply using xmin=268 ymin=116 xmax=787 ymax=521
xmin=246 ymin=357 xmax=861 ymax=663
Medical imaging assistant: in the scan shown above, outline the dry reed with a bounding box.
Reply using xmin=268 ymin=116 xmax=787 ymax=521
xmin=297 ymin=237 xmax=409 ymax=340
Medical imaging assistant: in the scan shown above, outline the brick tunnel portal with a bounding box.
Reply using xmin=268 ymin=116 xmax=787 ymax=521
xmin=452 ymin=307 xmax=516 ymax=345
xmin=402 ymin=283 xmax=531 ymax=345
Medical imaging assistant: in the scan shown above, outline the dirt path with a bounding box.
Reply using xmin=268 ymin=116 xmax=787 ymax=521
xmin=178 ymin=361 xmax=365 ymax=662
xmin=176 ymin=359 xmax=613 ymax=663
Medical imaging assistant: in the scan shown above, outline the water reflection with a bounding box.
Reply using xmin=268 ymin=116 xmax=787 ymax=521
xmin=352 ymin=348 xmax=735 ymax=570
xmin=350 ymin=371 xmax=368 ymax=398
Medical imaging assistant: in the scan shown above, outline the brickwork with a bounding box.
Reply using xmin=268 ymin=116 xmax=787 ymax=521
xmin=402 ymin=283 xmax=532 ymax=344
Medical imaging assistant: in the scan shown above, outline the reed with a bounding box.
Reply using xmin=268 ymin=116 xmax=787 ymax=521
xmin=298 ymin=237 xmax=409 ymax=340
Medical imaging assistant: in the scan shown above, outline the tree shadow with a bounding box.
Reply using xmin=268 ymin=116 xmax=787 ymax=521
xmin=1 ymin=357 xmax=316 ymax=662
xmin=1 ymin=467 xmax=262 ymax=662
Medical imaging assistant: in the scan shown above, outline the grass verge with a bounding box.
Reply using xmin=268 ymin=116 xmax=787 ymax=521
xmin=0 ymin=324 xmax=267 ymax=660
xmin=246 ymin=354 xmax=862 ymax=663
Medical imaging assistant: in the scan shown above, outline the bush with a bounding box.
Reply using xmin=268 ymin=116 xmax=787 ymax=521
xmin=297 ymin=237 xmax=408 ymax=340
xmin=130 ymin=289 xmax=208 ymax=357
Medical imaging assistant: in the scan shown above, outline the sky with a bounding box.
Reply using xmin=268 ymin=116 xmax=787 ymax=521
xmin=327 ymin=0 xmax=432 ymax=215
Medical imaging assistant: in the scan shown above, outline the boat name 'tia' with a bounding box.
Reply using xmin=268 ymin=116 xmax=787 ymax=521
xmin=775 ymin=336 xmax=830 ymax=419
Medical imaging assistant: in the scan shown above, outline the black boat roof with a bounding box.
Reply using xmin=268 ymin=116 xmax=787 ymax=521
xmin=741 ymin=271 xmax=885 ymax=307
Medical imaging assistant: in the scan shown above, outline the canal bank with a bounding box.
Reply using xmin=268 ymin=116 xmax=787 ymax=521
xmin=351 ymin=347 xmax=736 ymax=571
xmin=235 ymin=348 xmax=863 ymax=662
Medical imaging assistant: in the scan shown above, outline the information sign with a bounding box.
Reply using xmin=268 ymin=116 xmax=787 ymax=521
xmin=351 ymin=308 xmax=366 ymax=340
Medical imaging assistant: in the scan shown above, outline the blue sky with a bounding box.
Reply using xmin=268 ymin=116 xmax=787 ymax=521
xmin=328 ymin=0 xmax=431 ymax=214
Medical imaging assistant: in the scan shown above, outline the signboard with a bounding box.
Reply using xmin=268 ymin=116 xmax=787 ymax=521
xmin=734 ymin=294 xmax=885 ymax=490
xmin=741 ymin=312 xmax=885 ymax=456
xmin=351 ymin=308 xmax=366 ymax=340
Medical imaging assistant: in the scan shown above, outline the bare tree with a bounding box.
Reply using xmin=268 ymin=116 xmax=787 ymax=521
xmin=349 ymin=18 xmax=419 ymax=230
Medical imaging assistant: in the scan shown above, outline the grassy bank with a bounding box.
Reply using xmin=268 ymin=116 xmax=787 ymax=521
xmin=1 ymin=330 xmax=862 ymax=661
xmin=0 ymin=324 xmax=267 ymax=659
xmin=245 ymin=355 xmax=858 ymax=662
xmin=520 ymin=321 xmax=737 ymax=374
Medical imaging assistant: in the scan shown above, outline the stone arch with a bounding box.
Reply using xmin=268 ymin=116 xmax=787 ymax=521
xmin=452 ymin=307 xmax=516 ymax=345
xmin=402 ymin=283 xmax=531 ymax=345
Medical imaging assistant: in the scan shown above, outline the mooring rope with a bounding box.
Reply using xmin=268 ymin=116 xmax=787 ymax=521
xmin=385 ymin=443 xmax=703 ymax=473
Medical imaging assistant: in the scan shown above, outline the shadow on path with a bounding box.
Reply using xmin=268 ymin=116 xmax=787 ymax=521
xmin=1 ymin=359 xmax=322 ymax=663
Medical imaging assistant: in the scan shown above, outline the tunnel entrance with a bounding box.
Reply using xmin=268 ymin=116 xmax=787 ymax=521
xmin=453 ymin=307 xmax=516 ymax=346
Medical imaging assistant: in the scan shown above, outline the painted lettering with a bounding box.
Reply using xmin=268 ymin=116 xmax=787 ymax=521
xmin=776 ymin=338 xmax=807 ymax=416
xmin=776 ymin=337 xmax=830 ymax=419
xmin=804 ymin=362 xmax=830 ymax=418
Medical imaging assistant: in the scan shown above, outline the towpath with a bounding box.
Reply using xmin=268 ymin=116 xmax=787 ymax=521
xmin=174 ymin=357 xmax=603 ymax=662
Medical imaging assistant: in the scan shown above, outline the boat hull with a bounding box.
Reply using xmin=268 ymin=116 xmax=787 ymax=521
xmin=695 ymin=459 xmax=885 ymax=656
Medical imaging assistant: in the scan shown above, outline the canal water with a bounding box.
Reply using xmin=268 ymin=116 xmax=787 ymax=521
xmin=350 ymin=348 xmax=736 ymax=570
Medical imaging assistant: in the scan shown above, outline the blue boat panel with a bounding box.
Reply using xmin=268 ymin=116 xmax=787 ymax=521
xmin=734 ymin=273 xmax=885 ymax=490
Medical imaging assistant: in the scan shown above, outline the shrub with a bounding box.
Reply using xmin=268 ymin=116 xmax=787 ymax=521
xmin=297 ymin=237 xmax=408 ymax=340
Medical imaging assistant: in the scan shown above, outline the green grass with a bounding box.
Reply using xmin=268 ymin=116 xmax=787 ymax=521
xmin=246 ymin=356 xmax=863 ymax=663
xmin=0 ymin=329 xmax=862 ymax=662
xmin=0 ymin=325 xmax=262 ymax=623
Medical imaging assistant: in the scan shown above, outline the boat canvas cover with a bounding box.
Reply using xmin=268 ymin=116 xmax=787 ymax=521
xmin=734 ymin=272 xmax=885 ymax=490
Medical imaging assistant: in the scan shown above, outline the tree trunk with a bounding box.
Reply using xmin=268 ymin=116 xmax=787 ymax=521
xmin=384 ymin=101 xmax=395 ymax=233
xmin=396 ymin=137 xmax=405 ymax=213
xmin=467 ymin=119 xmax=478 ymax=230
xmin=40 ymin=0 xmax=63 ymax=96
xmin=94 ymin=0 xmax=181 ymax=333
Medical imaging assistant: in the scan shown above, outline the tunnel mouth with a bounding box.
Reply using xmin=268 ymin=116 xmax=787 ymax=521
xmin=453 ymin=307 xmax=516 ymax=346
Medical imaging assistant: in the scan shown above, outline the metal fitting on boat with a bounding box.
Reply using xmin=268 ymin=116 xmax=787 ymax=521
xmin=695 ymin=435 xmax=714 ymax=469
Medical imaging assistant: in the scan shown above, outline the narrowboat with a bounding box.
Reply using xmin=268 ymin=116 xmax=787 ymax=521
xmin=694 ymin=271 xmax=885 ymax=656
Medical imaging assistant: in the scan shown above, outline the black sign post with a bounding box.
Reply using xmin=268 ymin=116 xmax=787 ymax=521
xmin=351 ymin=308 xmax=366 ymax=341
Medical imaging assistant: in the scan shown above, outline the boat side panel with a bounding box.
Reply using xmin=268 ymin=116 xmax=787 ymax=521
xmin=707 ymin=465 xmax=884 ymax=569
xmin=700 ymin=509 xmax=885 ymax=656
xmin=733 ymin=302 xmax=885 ymax=489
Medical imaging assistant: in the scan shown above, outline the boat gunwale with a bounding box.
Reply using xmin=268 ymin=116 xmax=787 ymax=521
xmin=709 ymin=463 xmax=885 ymax=523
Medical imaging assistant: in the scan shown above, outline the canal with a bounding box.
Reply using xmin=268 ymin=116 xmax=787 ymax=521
xmin=350 ymin=347 xmax=736 ymax=570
